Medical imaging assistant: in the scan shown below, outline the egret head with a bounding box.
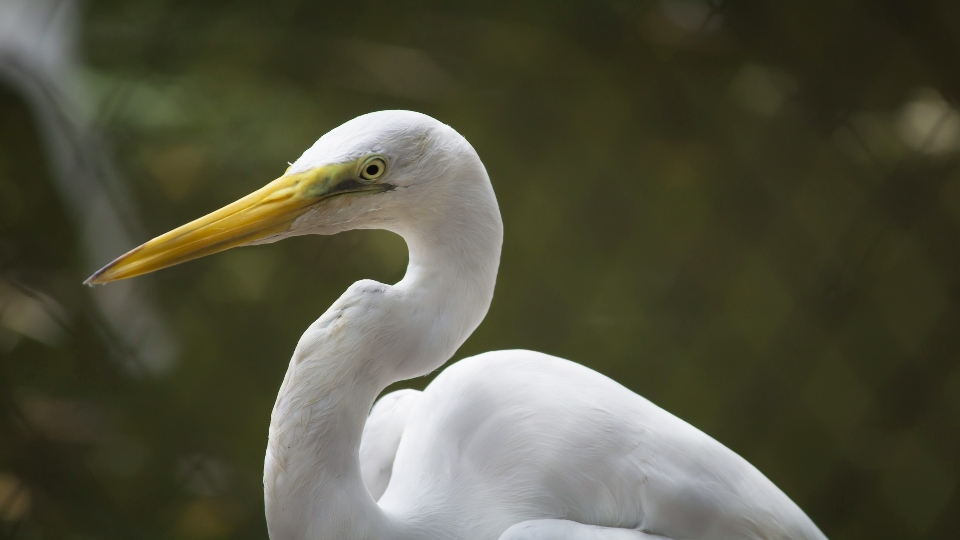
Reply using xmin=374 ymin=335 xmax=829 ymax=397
xmin=85 ymin=110 xmax=484 ymax=285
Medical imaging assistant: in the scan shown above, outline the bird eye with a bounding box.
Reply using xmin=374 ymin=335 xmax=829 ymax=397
xmin=360 ymin=157 xmax=386 ymax=180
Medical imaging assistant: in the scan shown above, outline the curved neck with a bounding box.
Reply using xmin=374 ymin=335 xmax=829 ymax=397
xmin=264 ymin=164 xmax=502 ymax=540
xmin=390 ymin=174 xmax=503 ymax=380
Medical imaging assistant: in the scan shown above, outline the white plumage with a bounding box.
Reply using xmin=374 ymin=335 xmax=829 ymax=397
xmin=360 ymin=388 xmax=421 ymax=501
xmin=90 ymin=110 xmax=828 ymax=540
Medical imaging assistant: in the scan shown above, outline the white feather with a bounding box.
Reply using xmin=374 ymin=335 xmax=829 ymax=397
xmin=360 ymin=389 xmax=422 ymax=501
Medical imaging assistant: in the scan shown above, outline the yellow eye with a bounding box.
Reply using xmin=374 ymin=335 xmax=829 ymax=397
xmin=360 ymin=157 xmax=386 ymax=180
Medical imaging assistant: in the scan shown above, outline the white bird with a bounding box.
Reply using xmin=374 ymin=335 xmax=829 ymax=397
xmin=87 ymin=111 xmax=827 ymax=540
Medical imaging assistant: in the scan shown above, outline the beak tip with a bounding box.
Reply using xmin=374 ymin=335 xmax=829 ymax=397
xmin=83 ymin=267 xmax=111 ymax=286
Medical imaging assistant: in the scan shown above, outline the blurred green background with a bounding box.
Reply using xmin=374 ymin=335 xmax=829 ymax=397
xmin=2 ymin=0 xmax=959 ymax=539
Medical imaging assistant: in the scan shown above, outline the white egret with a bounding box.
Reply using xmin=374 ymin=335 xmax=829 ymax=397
xmin=87 ymin=111 xmax=827 ymax=540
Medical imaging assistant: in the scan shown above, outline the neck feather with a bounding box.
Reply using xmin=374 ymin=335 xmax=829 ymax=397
xmin=264 ymin=164 xmax=502 ymax=540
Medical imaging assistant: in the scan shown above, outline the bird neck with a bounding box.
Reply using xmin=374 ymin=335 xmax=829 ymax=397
xmin=391 ymin=171 xmax=504 ymax=379
xmin=265 ymin=164 xmax=502 ymax=540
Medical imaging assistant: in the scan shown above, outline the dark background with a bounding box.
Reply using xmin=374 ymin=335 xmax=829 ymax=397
xmin=2 ymin=1 xmax=959 ymax=539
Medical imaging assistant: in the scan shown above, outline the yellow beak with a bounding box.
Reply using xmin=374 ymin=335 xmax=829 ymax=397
xmin=85 ymin=163 xmax=384 ymax=285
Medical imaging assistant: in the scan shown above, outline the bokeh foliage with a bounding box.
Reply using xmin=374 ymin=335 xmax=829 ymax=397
xmin=2 ymin=1 xmax=960 ymax=539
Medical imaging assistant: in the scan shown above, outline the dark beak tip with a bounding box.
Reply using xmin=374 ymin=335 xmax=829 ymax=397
xmin=83 ymin=267 xmax=110 ymax=287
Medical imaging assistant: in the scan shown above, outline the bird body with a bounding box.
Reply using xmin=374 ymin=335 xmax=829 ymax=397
xmin=88 ymin=111 xmax=827 ymax=540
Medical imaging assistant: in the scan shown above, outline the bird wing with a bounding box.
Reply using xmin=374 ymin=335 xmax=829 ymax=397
xmin=379 ymin=350 xmax=826 ymax=540
xmin=359 ymin=388 xmax=422 ymax=500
